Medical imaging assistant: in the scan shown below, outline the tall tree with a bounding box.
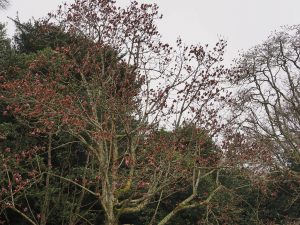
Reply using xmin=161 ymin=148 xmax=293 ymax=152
xmin=225 ymin=25 xmax=300 ymax=223
xmin=1 ymin=1 xmax=231 ymax=224
xmin=228 ymin=25 xmax=300 ymax=172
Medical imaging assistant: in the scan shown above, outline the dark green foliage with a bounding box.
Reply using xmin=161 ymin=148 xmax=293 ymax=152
xmin=13 ymin=19 xmax=74 ymax=54
xmin=0 ymin=23 xmax=10 ymax=56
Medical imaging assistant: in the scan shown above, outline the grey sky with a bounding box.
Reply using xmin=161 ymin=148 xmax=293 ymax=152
xmin=1 ymin=0 xmax=300 ymax=63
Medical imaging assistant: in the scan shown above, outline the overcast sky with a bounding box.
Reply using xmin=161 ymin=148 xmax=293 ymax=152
xmin=1 ymin=0 xmax=300 ymax=63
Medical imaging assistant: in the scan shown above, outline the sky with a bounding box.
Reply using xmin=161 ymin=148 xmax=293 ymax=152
xmin=1 ymin=0 xmax=300 ymax=63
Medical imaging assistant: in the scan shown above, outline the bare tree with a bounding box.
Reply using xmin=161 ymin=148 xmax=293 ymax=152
xmin=228 ymin=25 xmax=300 ymax=174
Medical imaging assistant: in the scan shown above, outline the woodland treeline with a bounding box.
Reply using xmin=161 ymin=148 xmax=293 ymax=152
xmin=0 ymin=0 xmax=299 ymax=224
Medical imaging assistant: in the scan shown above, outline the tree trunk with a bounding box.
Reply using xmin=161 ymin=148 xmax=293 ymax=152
xmin=40 ymin=134 xmax=52 ymax=225
xmin=105 ymin=216 xmax=118 ymax=225
xmin=104 ymin=198 xmax=118 ymax=225
xmin=102 ymin=178 xmax=118 ymax=225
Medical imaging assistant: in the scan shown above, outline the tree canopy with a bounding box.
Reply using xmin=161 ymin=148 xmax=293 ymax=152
xmin=0 ymin=1 xmax=299 ymax=225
